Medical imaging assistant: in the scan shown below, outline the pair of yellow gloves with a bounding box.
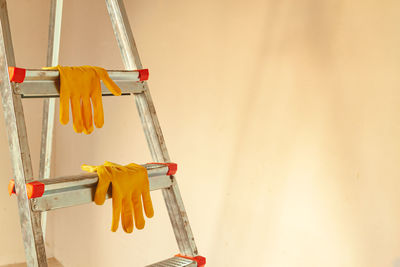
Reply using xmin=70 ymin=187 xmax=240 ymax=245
xmin=51 ymin=66 xmax=153 ymax=232
xmin=82 ymin=161 xmax=154 ymax=233
xmin=47 ymin=65 xmax=121 ymax=134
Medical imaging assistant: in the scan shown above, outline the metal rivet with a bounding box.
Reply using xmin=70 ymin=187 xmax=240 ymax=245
xmin=12 ymin=83 xmax=21 ymax=95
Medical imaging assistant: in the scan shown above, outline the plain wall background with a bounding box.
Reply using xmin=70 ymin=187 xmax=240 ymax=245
xmin=1 ymin=0 xmax=400 ymax=266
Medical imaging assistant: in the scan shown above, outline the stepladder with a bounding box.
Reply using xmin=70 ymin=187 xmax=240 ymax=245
xmin=0 ymin=0 xmax=205 ymax=266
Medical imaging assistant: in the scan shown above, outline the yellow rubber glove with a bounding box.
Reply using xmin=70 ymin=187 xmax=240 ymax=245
xmin=81 ymin=161 xmax=154 ymax=233
xmin=44 ymin=66 xmax=121 ymax=134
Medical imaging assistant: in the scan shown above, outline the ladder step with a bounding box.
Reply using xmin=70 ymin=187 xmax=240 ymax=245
xmin=9 ymin=67 xmax=148 ymax=98
xmin=9 ymin=163 xmax=176 ymax=212
xmin=146 ymin=257 xmax=197 ymax=267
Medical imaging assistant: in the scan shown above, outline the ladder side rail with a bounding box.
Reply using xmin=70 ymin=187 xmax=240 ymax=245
xmin=105 ymin=0 xmax=198 ymax=257
xmin=39 ymin=0 xmax=63 ymax=239
xmin=46 ymin=0 xmax=62 ymax=67
xmin=104 ymin=0 xmax=167 ymax=160
xmin=0 ymin=1 xmax=48 ymax=266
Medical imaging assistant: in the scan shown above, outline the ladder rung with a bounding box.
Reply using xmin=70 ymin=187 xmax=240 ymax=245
xmin=146 ymin=257 xmax=197 ymax=267
xmin=10 ymin=68 xmax=148 ymax=98
xmin=24 ymin=163 xmax=176 ymax=212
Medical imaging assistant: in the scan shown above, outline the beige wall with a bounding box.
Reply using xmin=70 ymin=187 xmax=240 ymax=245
xmin=2 ymin=0 xmax=400 ymax=266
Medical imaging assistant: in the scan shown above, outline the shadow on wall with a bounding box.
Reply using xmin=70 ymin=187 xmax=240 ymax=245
xmin=210 ymin=0 xmax=399 ymax=266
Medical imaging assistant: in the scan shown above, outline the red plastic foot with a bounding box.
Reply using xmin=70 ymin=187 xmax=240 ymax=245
xmin=8 ymin=67 xmax=26 ymax=83
xmin=137 ymin=69 xmax=149 ymax=81
xmin=8 ymin=179 xmax=45 ymax=199
xmin=147 ymin=162 xmax=177 ymax=175
xmin=175 ymin=254 xmax=206 ymax=267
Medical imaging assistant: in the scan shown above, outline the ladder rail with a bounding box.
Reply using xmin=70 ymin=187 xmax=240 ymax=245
xmin=46 ymin=0 xmax=63 ymax=67
xmin=105 ymin=0 xmax=199 ymax=257
xmin=0 ymin=1 xmax=47 ymax=266
xmin=39 ymin=0 xmax=63 ymax=240
xmin=104 ymin=0 xmax=167 ymax=160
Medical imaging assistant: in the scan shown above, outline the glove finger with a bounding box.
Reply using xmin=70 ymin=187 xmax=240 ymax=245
xmin=42 ymin=66 xmax=58 ymax=70
xmin=91 ymin=91 xmax=104 ymax=128
xmin=121 ymin=197 xmax=134 ymax=233
xmin=81 ymin=97 xmax=94 ymax=134
xmin=59 ymin=92 xmax=70 ymax=125
xmin=101 ymin=75 xmax=121 ymax=96
xmin=136 ymin=167 xmax=153 ymax=218
xmin=142 ymin=188 xmax=154 ymax=218
xmin=111 ymin=190 xmax=122 ymax=232
xmin=81 ymin=164 xmax=98 ymax=173
xmin=94 ymin=166 xmax=112 ymax=205
xmin=95 ymin=67 xmax=121 ymax=96
xmin=132 ymin=192 xmax=145 ymax=229
xmin=58 ymin=66 xmax=70 ymax=125
xmin=70 ymin=96 xmax=84 ymax=133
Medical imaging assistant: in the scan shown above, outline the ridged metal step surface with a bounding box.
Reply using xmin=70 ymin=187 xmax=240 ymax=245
xmin=146 ymin=257 xmax=196 ymax=267
xmin=29 ymin=163 xmax=175 ymax=212
xmin=13 ymin=68 xmax=147 ymax=98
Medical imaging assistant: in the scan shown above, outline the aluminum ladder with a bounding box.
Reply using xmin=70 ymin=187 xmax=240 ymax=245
xmin=0 ymin=0 xmax=205 ymax=266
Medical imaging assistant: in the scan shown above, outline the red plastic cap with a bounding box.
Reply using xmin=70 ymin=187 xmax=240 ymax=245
xmin=8 ymin=67 xmax=26 ymax=83
xmin=137 ymin=69 xmax=149 ymax=81
xmin=175 ymin=254 xmax=206 ymax=267
xmin=26 ymin=181 xmax=45 ymax=199
xmin=8 ymin=180 xmax=44 ymax=199
xmin=164 ymin=163 xmax=177 ymax=175
xmin=147 ymin=162 xmax=178 ymax=175
xmin=8 ymin=179 xmax=15 ymax=196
